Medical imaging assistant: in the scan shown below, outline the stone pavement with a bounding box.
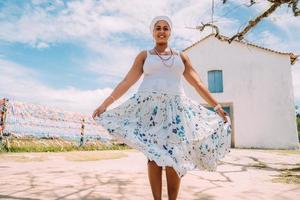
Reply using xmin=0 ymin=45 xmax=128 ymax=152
xmin=0 ymin=149 xmax=299 ymax=200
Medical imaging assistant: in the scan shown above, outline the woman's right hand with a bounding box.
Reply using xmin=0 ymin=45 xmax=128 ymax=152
xmin=92 ymin=105 xmax=107 ymax=119
xmin=216 ymin=108 xmax=229 ymax=123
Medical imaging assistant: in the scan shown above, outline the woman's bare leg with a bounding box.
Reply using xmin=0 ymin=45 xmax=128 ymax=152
xmin=147 ymin=159 xmax=162 ymax=200
xmin=166 ymin=166 xmax=181 ymax=200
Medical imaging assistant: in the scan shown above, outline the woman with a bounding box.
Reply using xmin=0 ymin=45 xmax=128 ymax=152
xmin=93 ymin=16 xmax=231 ymax=200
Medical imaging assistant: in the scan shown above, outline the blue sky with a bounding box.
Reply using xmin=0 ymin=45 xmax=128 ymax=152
xmin=0 ymin=0 xmax=299 ymax=114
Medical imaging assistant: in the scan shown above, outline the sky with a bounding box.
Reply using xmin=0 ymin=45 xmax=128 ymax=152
xmin=0 ymin=0 xmax=299 ymax=115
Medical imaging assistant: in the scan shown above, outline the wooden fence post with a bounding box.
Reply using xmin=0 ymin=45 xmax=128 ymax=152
xmin=0 ymin=98 xmax=8 ymax=145
xmin=79 ymin=118 xmax=85 ymax=146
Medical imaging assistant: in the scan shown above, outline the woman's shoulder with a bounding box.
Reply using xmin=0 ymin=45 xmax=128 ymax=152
xmin=136 ymin=50 xmax=148 ymax=58
xmin=133 ymin=50 xmax=148 ymax=64
xmin=176 ymin=50 xmax=189 ymax=64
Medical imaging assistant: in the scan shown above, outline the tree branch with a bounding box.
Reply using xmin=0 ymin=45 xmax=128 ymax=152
xmin=228 ymin=2 xmax=281 ymax=43
xmin=196 ymin=23 xmax=220 ymax=36
xmin=222 ymin=0 xmax=299 ymax=42
xmin=291 ymin=0 xmax=300 ymax=16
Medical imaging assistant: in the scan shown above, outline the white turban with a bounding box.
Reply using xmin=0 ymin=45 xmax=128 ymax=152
xmin=149 ymin=15 xmax=173 ymax=34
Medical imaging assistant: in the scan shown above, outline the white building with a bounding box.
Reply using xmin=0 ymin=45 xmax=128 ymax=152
xmin=182 ymin=34 xmax=299 ymax=149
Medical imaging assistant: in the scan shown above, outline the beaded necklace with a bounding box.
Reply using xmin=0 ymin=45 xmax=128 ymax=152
xmin=153 ymin=48 xmax=175 ymax=68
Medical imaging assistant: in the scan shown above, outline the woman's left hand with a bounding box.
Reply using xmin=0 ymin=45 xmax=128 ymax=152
xmin=216 ymin=108 xmax=228 ymax=123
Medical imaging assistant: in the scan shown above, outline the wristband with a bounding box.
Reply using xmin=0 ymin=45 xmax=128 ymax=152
xmin=213 ymin=104 xmax=221 ymax=111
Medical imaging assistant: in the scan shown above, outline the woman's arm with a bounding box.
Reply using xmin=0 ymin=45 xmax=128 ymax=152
xmin=180 ymin=52 xmax=228 ymax=122
xmin=180 ymin=52 xmax=219 ymax=108
xmin=99 ymin=50 xmax=146 ymax=109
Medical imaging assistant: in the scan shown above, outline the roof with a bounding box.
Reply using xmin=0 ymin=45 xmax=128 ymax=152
xmin=182 ymin=33 xmax=298 ymax=65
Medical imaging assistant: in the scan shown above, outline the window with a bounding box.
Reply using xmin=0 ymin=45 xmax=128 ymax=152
xmin=208 ymin=70 xmax=223 ymax=93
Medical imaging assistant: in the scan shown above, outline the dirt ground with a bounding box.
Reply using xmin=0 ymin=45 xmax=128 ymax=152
xmin=0 ymin=149 xmax=299 ymax=200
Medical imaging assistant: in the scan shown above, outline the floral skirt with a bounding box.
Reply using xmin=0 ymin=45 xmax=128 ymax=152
xmin=94 ymin=91 xmax=232 ymax=178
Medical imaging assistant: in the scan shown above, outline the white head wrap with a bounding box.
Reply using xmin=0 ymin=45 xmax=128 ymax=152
xmin=149 ymin=15 xmax=172 ymax=34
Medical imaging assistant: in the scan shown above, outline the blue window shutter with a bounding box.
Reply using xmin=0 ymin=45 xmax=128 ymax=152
xmin=215 ymin=71 xmax=223 ymax=92
xmin=208 ymin=71 xmax=215 ymax=92
xmin=208 ymin=70 xmax=223 ymax=93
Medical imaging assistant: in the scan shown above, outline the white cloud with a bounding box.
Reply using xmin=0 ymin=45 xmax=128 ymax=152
xmin=0 ymin=0 xmax=295 ymax=49
xmin=36 ymin=41 xmax=49 ymax=49
xmin=270 ymin=6 xmax=300 ymax=34
xmin=0 ymin=59 xmax=136 ymax=114
xmin=251 ymin=30 xmax=283 ymax=48
xmin=0 ymin=0 xmax=150 ymax=46
xmin=0 ymin=0 xmax=299 ymax=108
xmin=0 ymin=0 xmax=236 ymax=49
xmin=85 ymin=41 xmax=140 ymax=77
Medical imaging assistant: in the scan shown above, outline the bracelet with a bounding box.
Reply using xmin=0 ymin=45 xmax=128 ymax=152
xmin=213 ymin=104 xmax=222 ymax=111
xmin=108 ymin=95 xmax=116 ymax=102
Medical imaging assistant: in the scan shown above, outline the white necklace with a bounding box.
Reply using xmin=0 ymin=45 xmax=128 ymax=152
xmin=153 ymin=48 xmax=175 ymax=68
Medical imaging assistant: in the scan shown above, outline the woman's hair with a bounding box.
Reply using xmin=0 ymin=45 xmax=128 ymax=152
xmin=149 ymin=15 xmax=172 ymax=33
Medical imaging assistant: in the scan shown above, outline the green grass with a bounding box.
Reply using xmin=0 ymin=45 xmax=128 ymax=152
xmin=0 ymin=137 xmax=132 ymax=153
xmin=272 ymin=170 xmax=300 ymax=184
xmin=248 ymin=154 xmax=300 ymax=185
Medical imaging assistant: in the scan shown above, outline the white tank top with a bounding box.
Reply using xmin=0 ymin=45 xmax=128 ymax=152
xmin=137 ymin=49 xmax=186 ymax=96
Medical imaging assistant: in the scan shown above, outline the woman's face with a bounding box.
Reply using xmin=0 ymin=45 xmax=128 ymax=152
xmin=152 ymin=20 xmax=171 ymax=44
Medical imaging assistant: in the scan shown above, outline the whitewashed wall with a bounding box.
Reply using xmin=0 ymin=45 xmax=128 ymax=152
xmin=183 ymin=36 xmax=299 ymax=149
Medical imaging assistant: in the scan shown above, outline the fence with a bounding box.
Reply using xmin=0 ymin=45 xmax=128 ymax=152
xmin=0 ymin=98 xmax=8 ymax=144
xmin=0 ymin=98 xmax=114 ymax=148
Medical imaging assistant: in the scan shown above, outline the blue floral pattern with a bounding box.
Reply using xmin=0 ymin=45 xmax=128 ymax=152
xmin=95 ymin=91 xmax=232 ymax=178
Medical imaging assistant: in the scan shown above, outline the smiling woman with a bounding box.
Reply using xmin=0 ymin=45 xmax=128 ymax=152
xmin=93 ymin=15 xmax=231 ymax=200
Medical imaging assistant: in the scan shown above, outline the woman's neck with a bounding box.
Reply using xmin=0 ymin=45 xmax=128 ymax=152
xmin=154 ymin=44 xmax=170 ymax=53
